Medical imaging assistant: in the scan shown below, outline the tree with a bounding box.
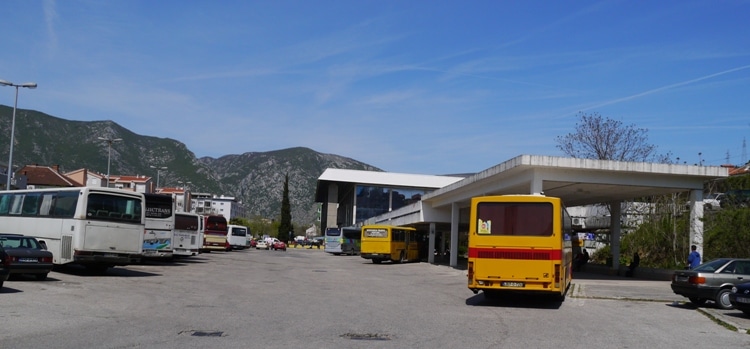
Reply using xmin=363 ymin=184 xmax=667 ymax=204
xmin=277 ymin=173 xmax=293 ymax=241
xmin=556 ymin=112 xmax=658 ymax=162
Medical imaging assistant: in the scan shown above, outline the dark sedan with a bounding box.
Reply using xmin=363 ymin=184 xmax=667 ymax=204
xmin=0 ymin=234 xmax=54 ymax=281
xmin=671 ymin=258 xmax=750 ymax=309
xmin=730 ymin=282 xmax=750 ymax=315
xmin=0 ymin=245 xmax=9 ymax=288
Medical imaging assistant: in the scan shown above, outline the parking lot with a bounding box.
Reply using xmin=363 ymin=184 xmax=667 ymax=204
xmin=1 ymin=248 xmax=748 ymax=349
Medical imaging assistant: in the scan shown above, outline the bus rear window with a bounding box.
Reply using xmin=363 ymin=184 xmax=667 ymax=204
xmin=364 ymin=229 xmax=387 ymax=238
xmin=476 ymin=202 xmax=553 ymax=236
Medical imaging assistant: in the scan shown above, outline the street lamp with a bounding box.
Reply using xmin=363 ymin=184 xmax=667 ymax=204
xmin=98 ymin=136 xmax=122 ymax=188
xmin=0 ymin=79 xmax=37 ymax=190
xmin=150 ymin=165 xmax=168 ymax=188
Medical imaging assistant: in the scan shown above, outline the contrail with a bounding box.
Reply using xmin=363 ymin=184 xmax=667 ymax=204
xmin=582 ymin=64 xmax=750 ymax=111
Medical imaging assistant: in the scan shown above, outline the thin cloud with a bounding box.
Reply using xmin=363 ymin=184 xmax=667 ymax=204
xmin=581 ymin=64 xmax=750 ymax=111
xmin=43 ymin=0 xmax=58 ymax=54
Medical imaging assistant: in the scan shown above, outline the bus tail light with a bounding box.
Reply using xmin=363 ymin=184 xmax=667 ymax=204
xmin=554 ymin=263 xmax=560 ymax=288
xmin=467 ymin=262 xmax=474 ymax=284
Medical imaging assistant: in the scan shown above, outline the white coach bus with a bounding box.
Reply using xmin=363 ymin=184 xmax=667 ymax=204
xmin=0 ymin=187 xmax=145 ymax=271
xmin=173 ymin=212 xmax=201 ymax=257
xmin=143 ymin=193 xmax=175 ymax=258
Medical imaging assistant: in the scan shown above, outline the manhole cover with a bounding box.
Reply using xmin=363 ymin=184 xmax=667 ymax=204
xmin=341 ymin=333 xmax=390 ymax=341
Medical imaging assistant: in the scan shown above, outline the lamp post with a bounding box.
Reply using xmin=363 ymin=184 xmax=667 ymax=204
xmin=150 ymin=165 xmax=168 ymax=189
xmin=98 ymin=136 xmax=122 ymax=188
xmin=0 ymin=79 xmax=37 ymax=190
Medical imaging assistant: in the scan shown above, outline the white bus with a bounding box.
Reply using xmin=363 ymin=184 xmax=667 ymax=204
xmin=227 ymin=224 xmax=249 ymax=250
xmin=143 ymin=193 xmax=175 ymax=258
xmin=324 ymin=226 xmax=361 ymax=255
xmin=0 ymin=187 xmax=145 ymax=271
xmin=173 ymin=212 xmax=201 ymax=257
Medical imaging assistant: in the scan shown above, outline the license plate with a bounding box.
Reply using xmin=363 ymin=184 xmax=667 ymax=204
xmin=736 ymin=296 xmax=750 ymax=304
xmin=103 ymin=253 xmax=118 ymax=258
xmin=19 ymin=257 xmax=38 ymax=263
xmin=501 ymin=281 xmax=525 ymax=287
xmin=676 ymin=276 xmax=688 ymax=282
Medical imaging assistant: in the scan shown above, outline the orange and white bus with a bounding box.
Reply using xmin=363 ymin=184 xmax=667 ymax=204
xmin=360 ymin=225 xmax=420 ymax=264
xmin=467 ymin=195 xmax=573 ymax=300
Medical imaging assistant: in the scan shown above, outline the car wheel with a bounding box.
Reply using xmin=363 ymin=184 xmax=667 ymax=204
xmin=35 ymin=273 xmax=48 ymax=281
xmin=715 ymin=289 xmax=733 ymax=310
xmin=688 ymin=297 xmax=707 ymax=306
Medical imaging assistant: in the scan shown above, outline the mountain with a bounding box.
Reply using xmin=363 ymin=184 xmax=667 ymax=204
xmin=0 ymin=105 xmax=381 ymax=227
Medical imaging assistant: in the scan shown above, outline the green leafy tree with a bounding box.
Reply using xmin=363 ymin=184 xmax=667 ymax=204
xmin=278 ymin=173 xmax=293 ymax=241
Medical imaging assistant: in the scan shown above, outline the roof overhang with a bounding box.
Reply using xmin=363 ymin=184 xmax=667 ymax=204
xmin=422 ymin=155 xmax=728 ymax=208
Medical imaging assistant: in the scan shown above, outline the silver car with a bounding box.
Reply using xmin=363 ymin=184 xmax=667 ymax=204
xmin=671 ymin=258 xmax=750 ymax=309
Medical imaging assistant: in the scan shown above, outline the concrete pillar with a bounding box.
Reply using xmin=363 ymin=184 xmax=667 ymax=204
xmin=610 ymin=201 xmax=622 ymax=272
xmin=530 ymin=173 xmax=543 ymax=195
xmin=428 ymin=223 xmax=436 ymax=264
xmin=450 ymin=202 xmax=459 ymax=268
xmin=326 ymin=183 xmax=338 ymax=228
xmin=689 ymin=189 xmax=704 ymax=258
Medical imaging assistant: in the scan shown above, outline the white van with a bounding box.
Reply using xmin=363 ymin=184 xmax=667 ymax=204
xmin=226 ymin=225 xmax=249 ymax=250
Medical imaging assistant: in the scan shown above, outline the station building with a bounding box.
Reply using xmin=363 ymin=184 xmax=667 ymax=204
xmin=315 ymin=155 xmax=728 ymax=271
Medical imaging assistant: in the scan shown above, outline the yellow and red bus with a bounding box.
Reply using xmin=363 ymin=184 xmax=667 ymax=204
xmin=467 ymin=195 xmax=573 ymax=300
xmin=360 ymin=225 xmax=420 ymax=264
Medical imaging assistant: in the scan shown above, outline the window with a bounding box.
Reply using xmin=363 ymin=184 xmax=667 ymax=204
xmin=86 ymin=193 xmax=142 ymax=223
xmin=476 ymin=202 xmax=553 ymax=236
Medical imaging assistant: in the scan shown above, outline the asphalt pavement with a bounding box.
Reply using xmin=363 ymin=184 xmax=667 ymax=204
xmin=570 ymin=269 xmax=750 ymax=333
xmin=431 ymin=256 xmax=750 ymax=334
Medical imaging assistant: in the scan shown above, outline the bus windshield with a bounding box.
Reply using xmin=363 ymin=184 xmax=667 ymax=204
xmin=231 ymin=227 xmax=247 ymax=236
xmin=363 ymin=228 xmax=388 ymax=238
xmin=144 ymin=194 xmax=174 ymax=219
xmin=86 ymin=193 xmax=143 ymax=223
xmin=476 ymin=202 xmax=553 ymax=236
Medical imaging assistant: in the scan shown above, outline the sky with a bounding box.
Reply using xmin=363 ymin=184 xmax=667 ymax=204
xmin=1 ymin=0 xmax=749 ymax=175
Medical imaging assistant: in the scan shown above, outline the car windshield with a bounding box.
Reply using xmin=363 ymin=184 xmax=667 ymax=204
xmin=694 ymin=258 xmax=731 ymax=272
xmin=0 ymin=236 xmax=43 ymax=249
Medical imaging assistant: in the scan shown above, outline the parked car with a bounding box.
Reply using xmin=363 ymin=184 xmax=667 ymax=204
xmin=0 ymin=245 xmax=10 ymax=289
xmin=307 ymin=237 xmax=325 ymax=249
xmin=0 ymin=234 xmax=54 ymax=281
xmin=671 ymin=258 xmax=750 ymax=309
xmin=729 ymin=282 xmax=750 ymax=315
xmin=256 ymin=240 xmax=269 ymax=250
xmin=272 ymin=241 xmax=287 ymax=251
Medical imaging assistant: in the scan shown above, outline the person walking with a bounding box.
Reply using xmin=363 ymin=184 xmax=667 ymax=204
xmin=687 ymin=245 xmax=701 ymax=269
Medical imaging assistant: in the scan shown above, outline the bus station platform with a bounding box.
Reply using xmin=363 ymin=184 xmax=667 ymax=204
xmin=431 ymin=259 xmax=750 ymax=333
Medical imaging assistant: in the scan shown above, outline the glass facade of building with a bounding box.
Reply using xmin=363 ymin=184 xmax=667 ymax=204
xmin=354 ymin=185 xmax=427 ymax=224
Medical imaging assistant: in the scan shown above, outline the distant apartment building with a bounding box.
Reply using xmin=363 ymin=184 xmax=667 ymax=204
xmin=190 ymin=193 xmax=247 ymax=220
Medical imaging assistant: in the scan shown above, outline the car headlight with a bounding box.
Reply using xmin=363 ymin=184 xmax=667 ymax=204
xmin=732 ymin=286 xmax=738 ymax=293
